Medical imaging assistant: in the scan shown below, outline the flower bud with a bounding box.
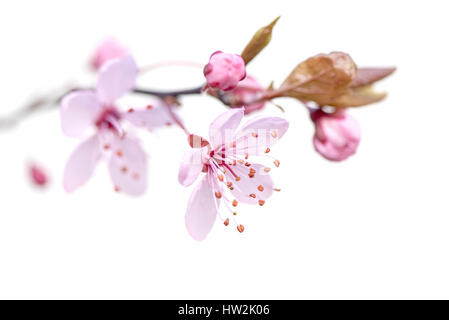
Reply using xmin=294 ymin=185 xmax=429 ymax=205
xmin=29 ymin=164 xmax=48 ymax=187
xmin=203 ymin=51 xmax=246 ymax=91
xmin=91 ymin=37 xmax=128 ymax=70
xmin=229 ymin=75 xmax=265 ymax=114
xmin=311 ymin=109 xmax=361 ymax=161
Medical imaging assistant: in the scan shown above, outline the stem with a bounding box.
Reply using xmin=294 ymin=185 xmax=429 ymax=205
xmin=133 ymin=85 xmax=203 ymax=98
xmin=0 ymin=85 xmax=75 ymax=130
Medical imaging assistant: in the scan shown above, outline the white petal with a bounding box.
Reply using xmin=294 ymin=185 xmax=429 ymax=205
xmin=233 ymin=116 xmax=289 ymax=155
xmin=209 ymin=108 xmax=244 ymax=148
xmin=63 ymin=135 xmax=101 ymax=192
xmin=97 ymin=56 xmax=138 ymax=104
xmin=108 ymin=135 xmax=147 ymax=196
xmin=185 ymin=174 xmax=218 ymax=241
xmin=60 ymin=91 xmax=102 ymax=137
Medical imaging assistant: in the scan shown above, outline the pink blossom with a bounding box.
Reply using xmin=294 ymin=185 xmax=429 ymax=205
xmin=61 ymin=56 xmax=173 ymax=195
xmin=178 ymin=108 xmax=289 ymax=241
xmin=311 ymin=109 xmax=361 ymax=161
xmin=229 ymin=75 xmax=266 ymax=114
xmin=203 ymin=51 xmax=246 ymax=91
xmin=91 ymin=37 xmax=129 ymax=70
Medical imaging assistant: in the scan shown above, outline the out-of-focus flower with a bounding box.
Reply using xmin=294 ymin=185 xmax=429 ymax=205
xmin=311 ymin=109 xmax=361 ymax=161
xmin=178 ymin=108 xmax=289 ymax=241
xmin=203 ymin=51 xmax=246 ymax=91
xmin=29 ymin=164 xmax=48 ymax=187
xmin=91 ymin=37 xmax=129 ymax=70
xmin=61 ymin=56 xmax=173 ymax=195
xmin=229 ymin=75 xmax=265 ymax=114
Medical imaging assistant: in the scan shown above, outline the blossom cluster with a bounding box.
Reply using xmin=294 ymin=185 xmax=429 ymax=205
xmin=18 ymin=18 xmax=394 ymax=241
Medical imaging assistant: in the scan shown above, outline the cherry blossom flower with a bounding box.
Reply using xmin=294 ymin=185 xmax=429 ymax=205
xmin=311 ymin=109 xmax=361 ymax=161
xmin=91 ymin=37 xmax=129 ymax=70
xmin=61 ymin=56 xmax=173 ymax=195
xmin=178 ymin=108 xmax=289 ymax=241
xmin=229 ymin=75 xmax=266 ymax=114
xmin=203 ymin=51 xmax=246 ymax=91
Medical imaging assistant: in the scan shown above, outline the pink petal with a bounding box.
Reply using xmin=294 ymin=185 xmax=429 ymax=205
xmin=108 ymin=135 xmax=147 ymax=196
xmin=178 ymin=148 xmax=208 ymax=187
xmin=226 ymin=163 xmax=273 ymax=204
xmin=91 ymin=37 xmax=129 ymax=71
xmin=60 ymin=90 xmax=102 ymax=137
xmin=209 ymin=108 xmax=244 ymax=148
xmin=185 ymin=174 xmax=218 ymax=241
xmin=122 ymin=103 xmax=173 ymax=130
xmin=233 ymin=117 xmax=289 ymax=155
xmin=97 ymin=56 xmax=138 ymax=105
xmin=63 ymin=135 xmax=101 ymax=192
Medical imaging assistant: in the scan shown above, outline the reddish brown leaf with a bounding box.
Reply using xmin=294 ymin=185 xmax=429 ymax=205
xmin=350 ymin=67 xmax=396 ymax=88
xmin=331 ymin=85 xmax=387 ymax=108
xmin=280 ymin=52 xmax=357 ymax=106
xmin=241 ymin=17 xmax=280 ymax=65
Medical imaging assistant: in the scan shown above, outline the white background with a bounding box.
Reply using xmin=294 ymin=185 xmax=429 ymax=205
xmin=0 ymin=0 xmax=448 ymax=299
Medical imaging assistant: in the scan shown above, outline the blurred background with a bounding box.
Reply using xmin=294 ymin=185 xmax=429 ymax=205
xmin=0 ymin=0 xmax=448 ymax=299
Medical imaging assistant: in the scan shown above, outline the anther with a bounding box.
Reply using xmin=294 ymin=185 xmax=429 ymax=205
xmin=274 ymin=188 xmax=281 ymax=192
xmin=114 ymin=186 xmax=120 ymax=192
xmin=249 ymin=193 xmax=256 ymax=198
xmin=146 ymin=105 xmax=153 ymax=110
xmin=218 ymin=174 xmax=224 ymax=182
xmin=271 ymin=130 xmax=278 ymax=138
xmin=235 ymin=176 xmax=241 ymax=181
xmin=103 ymin=144 xmax=110 ymax=150
xmin=232 ymin=200 xmax=238 ymax=207
xmin=127 ymin=108 xmax=134 ymax=113
xmin=227 ymin=182 xmax=233 ymax=188
xmin=249 ymin=168 xmax=256 ymax=174
xmin=264 ymin=167 xmax=271 ymax=173
xmin=257 ymin=185 xmax=264 ymax=192
xmin=252 ymin=132 xmax=258 ymax=138
xmin=265 ymin=148 xmax=270 ymax=153
xmin=233 ymin=212 xmax=237 ymax=216
xmin=248 ymin=173 xmax=255 ymax=178
xmin=245 ymin=154 xmax=249 ymax=160
xmin=121 ymin=166 xmax=128 ymax=173
xmin=116 ymin=150 xmax=123 ymax=157
xmin=237 ymin=225 xmax=245 ymax=233
xmin=238 ymin=159 xmax=244 ymax=165
xmin=215 ymin=191 xmax=222 ymax=199
xmin=258 ymin=200 xmax=265 ymax=206
xmin=274 ymin=160 xmax=280 ymax=167
xmin=245 ymin=162 xmax=251 ymax=167
xmin=224 ymin=218 xmax=230 ymax=226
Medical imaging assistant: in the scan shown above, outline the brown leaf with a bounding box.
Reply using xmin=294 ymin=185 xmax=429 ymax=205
xmin=350 ymin=67 xmax=396 ymax=88
xmin=331 ymin=85 xmax=387 ymax=108
xmin=280 ymin=52 xmax=357 ymax=106
xmin=188 ymin=134 xmax=209 ymax=148
xmin=241 ymin=17 xmax=280 ymax=65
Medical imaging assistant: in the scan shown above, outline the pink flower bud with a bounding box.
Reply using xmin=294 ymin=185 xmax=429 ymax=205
xmin=230 ymin=75 xmax=265 ymax=114
xmin=311 ymin=109 xmax=361 ymax=161
xmin=91 ymin=37 xmax=128 ymax=70
xmin=29 ymin=164 xmax=48 ymax=187
xmin=203 ymin=51 xmax=246 ymax=91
